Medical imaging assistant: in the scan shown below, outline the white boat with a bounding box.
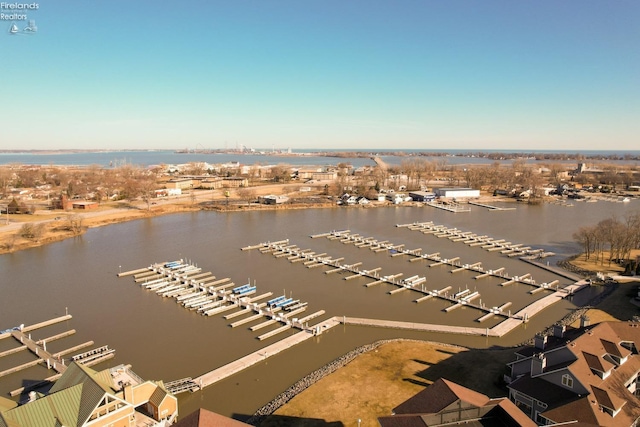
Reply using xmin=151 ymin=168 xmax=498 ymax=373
xmin=9 ymin=24 xmax=19 ymax=34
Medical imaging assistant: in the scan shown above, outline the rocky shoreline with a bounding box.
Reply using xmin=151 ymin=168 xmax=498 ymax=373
xmin=246 ymin=338 xmax=466 ymax=425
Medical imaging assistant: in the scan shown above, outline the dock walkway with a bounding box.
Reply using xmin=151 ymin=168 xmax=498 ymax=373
xmin=194 ymin=317 xmax=340 ymax=388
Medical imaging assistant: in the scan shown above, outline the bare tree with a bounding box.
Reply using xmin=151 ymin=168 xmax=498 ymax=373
xmin=19 ymin=223 xmax=44 ymax=241
xmin=66 ymin=215 xmax=84 ymax=235
xmin=236 ymin=187 xmax=256 ymax=205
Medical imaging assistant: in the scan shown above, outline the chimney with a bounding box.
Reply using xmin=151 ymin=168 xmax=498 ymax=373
xmin=531 ymin=353 xmax=546 ymax=376
xmin=553 ymin=324 xmax=566 ymax=338
xmin=534 ymin=334 xmax=547 ymax=350
xmin=580 ymin=315 xmax=590 ymax=328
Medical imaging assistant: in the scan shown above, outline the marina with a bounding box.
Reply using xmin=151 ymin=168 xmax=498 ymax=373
xmin=243 ymin=237 xmax=590 ymax=330
xmin=117 ymin=259 xmax=344 ymax=394
xmin=396 ymin=221 xmax=556 ymax=259
xmin=3 ymin=201 xmax=630 ymax=418
xmin=312 ymin=230 xmax=561 ymax=292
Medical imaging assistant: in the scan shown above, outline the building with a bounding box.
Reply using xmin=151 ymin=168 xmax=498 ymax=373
xmin=386 ymin=193 xmax=411 ymax=204
xmin=258 ymin=195 xmax=289 ymax=205
xmin=434 ymin=188 xmax=480 ymax=199
xmin=378 ymin=378 xmax=535 ymax=427
xmin=166 ymin=178 xmax=195 ymax=190
xmin=172 ymin=408 xmax=250 ymax=427
xmin=409 ymin=191 xmax=436 ymax=202
xmin=0 ymin=362 xmax=178 ymax=427
xmin=71 ymin=201 xmax=99 ymax=210
xmin=311 ymin=171 xmax=337 ymax=181
xmin=506 ymin=320 xmax=640 ymax=426
xmin=197 ymin=177 xmax=249 ymax=189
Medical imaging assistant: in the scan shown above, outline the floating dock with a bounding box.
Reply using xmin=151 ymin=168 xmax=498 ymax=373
xmin=0 ymin=314 xmax=115 ymax=396
xmin=396 ymin=222 xmax=555 ymax=259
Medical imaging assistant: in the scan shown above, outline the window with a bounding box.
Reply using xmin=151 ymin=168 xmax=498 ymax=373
xmin=562 ymin=374 xmax=573 ymax=388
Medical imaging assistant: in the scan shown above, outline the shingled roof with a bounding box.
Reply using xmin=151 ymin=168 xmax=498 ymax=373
xmin=380 ymin=378 xmax=535 ymax=427
xmin=510 ymin=321 xmax=640 ymax=426
xmin=173 ymin=408 xmax=251 ymax=427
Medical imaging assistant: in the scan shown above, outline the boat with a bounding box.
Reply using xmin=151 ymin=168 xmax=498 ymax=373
xmin=9 ymin=23 xmax=19 ymax=34
xmin=267 ymin=295 xmax=286 ymax=306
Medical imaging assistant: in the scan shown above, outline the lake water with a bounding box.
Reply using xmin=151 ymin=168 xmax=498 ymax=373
xmin=0 ymin=198 xmax=637 ymax=418
xmin=2 ymin=149 xmax=639 ymax=168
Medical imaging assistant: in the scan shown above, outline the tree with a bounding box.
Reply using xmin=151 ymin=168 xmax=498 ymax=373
xmin=66 ymin=215 xmax=84 ymax=235
xmin=236 ymin=187 xmax=256 ymax=205
xmin=19 ymin=223 xmax=44 ymax=241
xmin=138 ymin=176 xmax=158 ymax=210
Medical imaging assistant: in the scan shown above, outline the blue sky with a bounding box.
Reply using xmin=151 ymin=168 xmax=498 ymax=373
xmin=2 ymin=1 xmax=638 ymax=151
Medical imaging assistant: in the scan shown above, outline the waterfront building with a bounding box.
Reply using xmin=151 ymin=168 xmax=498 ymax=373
xmin=172 ymin=408 xmax=250 ymax=426
xmin=378 ymin=378 xmax=535 ymax=427
xmin=0 ymin=362 xmax=178 ymax=427
xmin=258 ymin=195 xmax=289 ymax=205
xmin=433 ymin=187 xmax=480 ymax=199
xmin=506 ymin=320 xmax=640 ymax=426
xmin=408 ymin=191 xmax=436 ymax=202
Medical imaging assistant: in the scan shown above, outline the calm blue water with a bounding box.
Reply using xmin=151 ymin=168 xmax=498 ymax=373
xmin=1 ymin=149 xmax=639 ymax=168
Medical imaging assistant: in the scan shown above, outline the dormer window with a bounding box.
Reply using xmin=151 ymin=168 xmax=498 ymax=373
xmin=620 ymin=341 xmax=637 ymax=354
xmin=562 ymin=374 xmax=573 ymax=388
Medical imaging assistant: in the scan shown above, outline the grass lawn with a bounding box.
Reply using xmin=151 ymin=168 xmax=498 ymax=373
xmin=259 ymin=341 xmax=515 ymax=427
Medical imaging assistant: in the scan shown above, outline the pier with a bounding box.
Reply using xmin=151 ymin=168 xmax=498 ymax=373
xmin=396 ymin=221 xmax=555 ymax=259
xmin=426 ymin=201 xmax=471 ymax=213
xmin=193 ymin=317 xmax=341 ymax=389
xmin=0 ymin=314 xmax=115 ymax=396
xmin=468 ymin=201 xmax=516 ymax=211
xmin=245 ymin=240 xmax=516 ymax=323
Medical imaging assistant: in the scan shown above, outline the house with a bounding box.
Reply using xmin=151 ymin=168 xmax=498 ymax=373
xmin=506 ymin=320 xmax=640 ymax=426
xmin=378 ymin=378 xmax=535 ymax=427
xmin=386 ymin=193 xmax=407 ymax=204
xmin=340 ymin=194 xmax=358 ymax=205
xmin=172 ymin=408 xmax=250 ymax=427
xmin=0 ymin=362 xmax=178 ymax=427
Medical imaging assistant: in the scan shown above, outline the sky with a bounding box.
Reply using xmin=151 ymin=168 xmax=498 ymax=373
xmin=1 ymin=1 xmax=639 ymax=151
